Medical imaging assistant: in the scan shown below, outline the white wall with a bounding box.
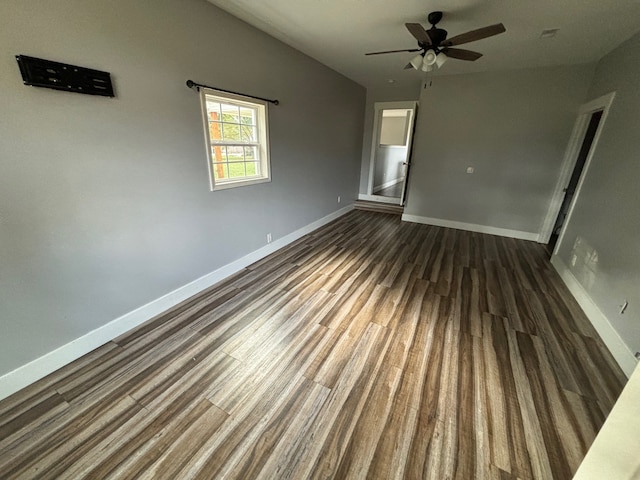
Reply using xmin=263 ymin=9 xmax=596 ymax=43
xmin=573 ymin=363 xmax=640 ymax=479
xmin=404 ymin=65 xmax=595 ymax=236
xmin=554 ymin=32 xmax=640 ymax=362
xmin=0 ymin=0 xmax=365 ymax=378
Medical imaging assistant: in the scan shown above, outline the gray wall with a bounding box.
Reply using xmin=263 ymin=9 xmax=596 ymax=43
xmin=0 ymin=0 xmax=365 ymax=376
xmin=359 ymin=82 xmax=420 ymax=193
xmin=556 ymin=32 xmax=640 ymax=354
xmin=404 ymin=65 xmax=595 ymax=234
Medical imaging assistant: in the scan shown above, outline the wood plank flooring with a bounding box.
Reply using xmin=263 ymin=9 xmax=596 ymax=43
xmin=0 ymin=210 xmax=627 ymax=479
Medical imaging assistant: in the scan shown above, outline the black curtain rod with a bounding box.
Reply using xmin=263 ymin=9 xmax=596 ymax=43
xmin=186 ymin=80 xmax=279 ymax=105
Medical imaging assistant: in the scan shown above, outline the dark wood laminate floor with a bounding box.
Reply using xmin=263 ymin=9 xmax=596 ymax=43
xmin=0 ymin=210 xmax=626 ymax=479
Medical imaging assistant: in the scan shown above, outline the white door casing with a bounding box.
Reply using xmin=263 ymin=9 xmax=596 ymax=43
xmin=538 ymin=92 xmax=616 ymax=245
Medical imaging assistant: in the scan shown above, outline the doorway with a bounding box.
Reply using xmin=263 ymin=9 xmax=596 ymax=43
xmin=365 ymin=101 xmax=417 ymax=206
xmin=548 ymin=110 xmax=603 ymax=252
xmin=539 ymin=92 xmax=615 ymax=254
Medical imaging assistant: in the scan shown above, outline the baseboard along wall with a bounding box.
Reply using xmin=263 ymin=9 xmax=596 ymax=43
xmin=401 ymin=214 xmax=540 ymax=242
xmin=0 ymin=205 xmax=355 ymax=401
xmin=551 ymin=256 xmax=637 ymax=377
xmin=373 ymin=177 xmax=403 ymax=192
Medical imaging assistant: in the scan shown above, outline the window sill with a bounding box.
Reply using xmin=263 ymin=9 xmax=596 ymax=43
xmin=211 ymin=176 xmax=271 ymax=191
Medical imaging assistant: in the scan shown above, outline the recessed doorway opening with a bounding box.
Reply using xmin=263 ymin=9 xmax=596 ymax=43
xmin=539 ymin=92 xmax=615 ymax=255
xmin=364 ymin=101 xmax=417 ymax=206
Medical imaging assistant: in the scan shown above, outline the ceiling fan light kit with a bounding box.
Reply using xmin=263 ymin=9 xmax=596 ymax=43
xmin=435 ymin=52 xmax=448 ymax=68
xmin=424 ymin=50 xmax=437 ymax=66
xmin=365 ymin=11 xmax=506 ymax=73
xmin=410 ymin=53 xmax=424 ymax=70
xmin=421 ymin=61 xmax=434 ymax=73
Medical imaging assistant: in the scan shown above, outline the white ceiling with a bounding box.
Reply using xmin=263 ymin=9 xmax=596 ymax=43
xmin=208 ymin=0 xmax=640 ymax=89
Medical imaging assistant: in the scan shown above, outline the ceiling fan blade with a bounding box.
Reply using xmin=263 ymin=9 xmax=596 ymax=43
xmin=444 ymin=48 xmax=483 ymax=61
xmin=365 ymin=48 xmax=421 ymax=56
xmin=405 ymin=23 xmax=431 ymax=45
xmin=442 ymin=23 xmax=506 ymax=47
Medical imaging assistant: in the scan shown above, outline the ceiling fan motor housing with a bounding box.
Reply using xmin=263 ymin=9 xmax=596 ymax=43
xmin=427 ymin=28 xmax=448 ymax=48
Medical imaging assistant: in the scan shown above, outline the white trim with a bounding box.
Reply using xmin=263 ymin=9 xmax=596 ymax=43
xmin=0 ymin=205 xmax=354 ymax=401
xmin=539 ymin=92 xmax=616 ymax=244
xmin=401 ymin=214 xmax=539 ymax=241
xmin=399 ymin=106 xmax=416 ymax=207
xmin=208 ymin=176 xmax=270 ymax=191
xmin=373 ymin=177 xmax=403 ymax=192
xmin=357 ymin=193 xmax=402 ymax=205
xmin=551 ymin=256 xmax=637 ymax=377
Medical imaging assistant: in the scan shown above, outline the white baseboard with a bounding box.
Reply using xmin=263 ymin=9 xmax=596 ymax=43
xmin=0 ymin=205 xmax=355 ymax=401
xmin=401 ymin=214 xmax=540 ymax=242
xmin=357 ymin=194 xmax=401 ymax=205
xmin=373 ymin=177 xmax=403 ymax=192
xmin=551 ymin=256 xmax=637 ymax=378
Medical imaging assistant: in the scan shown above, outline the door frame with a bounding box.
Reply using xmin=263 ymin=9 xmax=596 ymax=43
xmin=538 ymin=92 xmax=616 ymax=246
xmin=363 ymin=101 xmax=417 ymax=205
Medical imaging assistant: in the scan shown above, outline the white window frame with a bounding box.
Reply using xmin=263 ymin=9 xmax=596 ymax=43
xmin=199 ymin=87 xmax=271 ymax=191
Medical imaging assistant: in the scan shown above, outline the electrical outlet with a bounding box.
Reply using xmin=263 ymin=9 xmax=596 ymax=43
xmin=466 ymin=166 xmax=474 ymax=174
xmin=337 ymin=196 xmax=341 ymax=204
xmin=266 ymin=233 xmax=272 ymax=244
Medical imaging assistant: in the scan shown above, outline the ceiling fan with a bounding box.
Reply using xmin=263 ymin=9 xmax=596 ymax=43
xmin=366 ymin=11 xmax=506 ymax=72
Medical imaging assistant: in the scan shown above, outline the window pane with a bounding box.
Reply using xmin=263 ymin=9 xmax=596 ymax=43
xmin=221 ymin=103 xmax=239 ymax=124
xmin=244 ymin=146 xmax=258 ymax=162
xmin=246 ymin=162 xmax=260 ymax=176
xmin=239 ymin=107 xmax=255 ymax=125
xmin=206 ymin=101 xmax=221 ymax=119
xmin=241 ymin=125 xmax=256 ymax=142
xmin=211 ymin=145 xmax=227 ymax=163
xmin=212 ymin=162 xmax=228 ymax=180
xmin=227 ymin=146 xmax=244 ymax=162
xmin=228 ymin=162 xmax=246 ymax=178
xmin=222 ymin=123 xmax=241 ymax=141
xmin=209 ymin=121 xmax=223 ymax=141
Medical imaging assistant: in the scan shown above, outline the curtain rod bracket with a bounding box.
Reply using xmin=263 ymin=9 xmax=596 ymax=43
xmin=186 ymin=79 xmax=279 ymax=105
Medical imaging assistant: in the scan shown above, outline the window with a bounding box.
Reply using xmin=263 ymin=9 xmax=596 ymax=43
xmin=199 ymin=88 xmax=270 ymax=190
